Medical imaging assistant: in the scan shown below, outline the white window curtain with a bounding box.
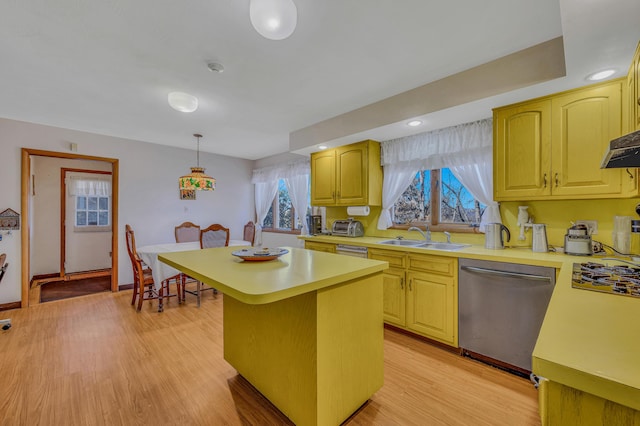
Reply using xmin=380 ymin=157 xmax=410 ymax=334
xmin=284 ymin=175 xmax=310 ymax=235
xmin=379 ymin=118 xmax=501 ymax=231
xmin=253 ymin=181 xmax=279 ymax=246
xmin=67 ymin=177 xmax=111 ymax=196
xmin=252 ymin=158 xmax=310 ymax=242
xmin=377 ymin=161 xmax=422 ymax=230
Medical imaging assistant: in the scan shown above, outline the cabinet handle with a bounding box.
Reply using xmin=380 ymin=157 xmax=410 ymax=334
xmin=543 ymin=173 xmax=547 ymax=188
xmin=409 ymin=279 xmax=412 ymax=291
xmin=400 ymin=277 xmax=404 ymax=290
xmin=332 ymin=191 xmax=335 ymax=200
xmin=637 ymin=97 xmax=640 ymax=106
xmin=555 ymin=172 xmax=559 ymax=188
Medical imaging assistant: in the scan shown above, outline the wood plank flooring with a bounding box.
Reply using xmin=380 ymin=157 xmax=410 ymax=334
xmin=0 ymin=290 xmax=540 ymax=425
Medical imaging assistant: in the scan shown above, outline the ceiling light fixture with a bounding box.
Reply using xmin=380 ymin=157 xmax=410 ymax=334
xmin=179 ymin=134 xmax=216 ymax=191
xmin=407 ymin=120 xmax=423 ymax=127
xmin=587 ymin=69 xmax=616 ymax=81
xmin=249 ymin=0 xmax=297 ymax=40
xmin=168 ymin=92 xmax=198 ymax=113
xmin=317 ymin=144 xmax=328 ymax=150
xmin=207 ymin=62 xmax=224 ymax=73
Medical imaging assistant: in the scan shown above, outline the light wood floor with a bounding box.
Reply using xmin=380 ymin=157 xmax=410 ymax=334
xmin=0 ymin=290 xmax=541 ymax=425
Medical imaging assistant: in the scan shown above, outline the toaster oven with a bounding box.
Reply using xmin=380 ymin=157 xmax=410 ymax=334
xmin=331 ymin=220 xmax=364 ymax=237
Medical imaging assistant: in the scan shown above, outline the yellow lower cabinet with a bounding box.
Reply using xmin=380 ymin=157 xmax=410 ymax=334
xmin=304 ymin=241 xmax=336 ymax=253
xmin=381 ymin=267 xmax=406 ymax=327
xmin=370 ymin=248 xmax=458 ymax=347
xmin=406 ymin=270 xmax=457 ymax=346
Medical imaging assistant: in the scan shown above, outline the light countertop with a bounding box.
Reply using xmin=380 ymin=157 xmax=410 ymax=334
xmin=158 ymin=246 xmax=387 ymax=305
xmin=300 ymin=235 xmax=640 ymax=410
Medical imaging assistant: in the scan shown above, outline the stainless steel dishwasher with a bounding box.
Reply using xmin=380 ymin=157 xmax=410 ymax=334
xmin=458 ymin=258 xmax=555 ymax=374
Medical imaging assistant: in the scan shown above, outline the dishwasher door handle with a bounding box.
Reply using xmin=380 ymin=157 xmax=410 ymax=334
xmin=460 ymin=265 xmax=552 ymax=282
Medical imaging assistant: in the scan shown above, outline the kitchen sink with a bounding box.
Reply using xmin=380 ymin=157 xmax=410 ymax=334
xmin=378 ymin=239 xmax=424 ymax=246
xmin=416 ymin=242 xmax=470 ymax=251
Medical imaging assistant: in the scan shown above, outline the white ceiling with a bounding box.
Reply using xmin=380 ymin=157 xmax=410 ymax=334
xmin=1 ymin=0 xmax=639 ymax=160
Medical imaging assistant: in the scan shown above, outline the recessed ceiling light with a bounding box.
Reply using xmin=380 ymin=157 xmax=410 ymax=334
xmin=168 ymin=92 xmax=198 ymax=113
xmin=317 ymin=145 xmax=328 ymax=150
xmin=407 ymin=120 xmax=423 ymax=127
xmin=587 ymin=69 xmax=616 ymax=81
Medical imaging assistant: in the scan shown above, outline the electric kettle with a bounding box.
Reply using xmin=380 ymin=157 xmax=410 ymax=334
xmin=485 ymin=223 xmax=510 ymax=249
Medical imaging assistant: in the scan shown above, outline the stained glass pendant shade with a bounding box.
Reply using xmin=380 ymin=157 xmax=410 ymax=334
xmin=179 ymin=134 xmax=216 ymax=191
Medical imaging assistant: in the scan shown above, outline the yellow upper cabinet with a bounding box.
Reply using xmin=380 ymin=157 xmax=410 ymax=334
xmin=494 ymin=78 xmax=632 ymax=201
xmin=629 ymin=42 xmax=640 ymax=131
xmin=494 ymin=100 xmax=552 ymax=199
xmin=310 ymin=140 xmax=383 ymax=206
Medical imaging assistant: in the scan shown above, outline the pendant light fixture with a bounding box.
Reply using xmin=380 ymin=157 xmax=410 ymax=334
xmin=249 ymin=0 xmax=297 ymax=40
xmin=179 ymin=134 xmax=216 ymax=191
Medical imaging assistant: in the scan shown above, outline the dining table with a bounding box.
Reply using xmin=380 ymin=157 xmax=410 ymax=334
xmin=136 ymin=240 xmax=251 ymax=306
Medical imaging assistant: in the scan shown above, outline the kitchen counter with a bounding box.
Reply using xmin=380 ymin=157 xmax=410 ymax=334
xmin=300 ymin=235 xmax=640 ymax=412
xmin=159 ymin=246 xmax=388 ymax=426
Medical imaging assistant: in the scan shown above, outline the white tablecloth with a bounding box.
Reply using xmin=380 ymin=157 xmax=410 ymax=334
xmin=137 ymin=240 xmax=250 ymax=290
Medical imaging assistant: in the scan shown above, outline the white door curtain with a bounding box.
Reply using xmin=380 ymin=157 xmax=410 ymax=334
xmin=378 ymin=118 xmax=501 ymax=232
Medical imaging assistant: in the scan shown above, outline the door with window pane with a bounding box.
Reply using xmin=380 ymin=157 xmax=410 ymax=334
xmin=64 ymin=171 xmax=112 ymax=274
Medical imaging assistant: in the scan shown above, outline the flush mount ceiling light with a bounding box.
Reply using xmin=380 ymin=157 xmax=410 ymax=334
xmin=587 ymin=69 xmax=616 ymax=81
xmin=168 ymin=92 xmax=198 ymax=113
xmin=249 ymin=0 xmax=297 ymax=40
xmin=407 ymin=120 xmax=423 ymax=127
xmin=317 ymin=144 xmax=328 ymax=150
xmin=179 ymin=134 xmax=216 ymax=191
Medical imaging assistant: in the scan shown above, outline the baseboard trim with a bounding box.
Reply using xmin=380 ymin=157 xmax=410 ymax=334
xmin=0 ymin=301 xmax=21 ymax=312
xmin=119 ymin=284 xmax=133 ymax=291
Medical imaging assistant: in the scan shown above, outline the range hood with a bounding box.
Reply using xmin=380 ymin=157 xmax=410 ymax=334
xmin=601 ymin=130 xmax=640 ymax=168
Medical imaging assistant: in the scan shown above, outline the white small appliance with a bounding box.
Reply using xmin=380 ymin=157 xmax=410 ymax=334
xmin=564 ymin=224 xmax=592 ymax=256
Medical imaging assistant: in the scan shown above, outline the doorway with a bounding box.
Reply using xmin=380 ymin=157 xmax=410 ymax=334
xmin=20 ymin=148 xmax=119 ymax=307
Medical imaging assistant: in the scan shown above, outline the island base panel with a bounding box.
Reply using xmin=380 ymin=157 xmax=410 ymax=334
xmin=223 ymin=273 xmax=384 ymax=426
xmin=538 ymin=379 xmax=640 ymax=425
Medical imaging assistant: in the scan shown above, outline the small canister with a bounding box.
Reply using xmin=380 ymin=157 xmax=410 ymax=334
xmin=631 ymin=220 xmax=640 ymax=256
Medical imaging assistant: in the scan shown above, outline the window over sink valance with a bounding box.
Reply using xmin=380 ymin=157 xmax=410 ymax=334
xmin=378 ymin=118 xmax=501 ymax=232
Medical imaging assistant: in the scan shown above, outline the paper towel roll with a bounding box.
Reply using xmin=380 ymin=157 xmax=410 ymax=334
xmin=346 ymin=206 xmax=370 ymax=216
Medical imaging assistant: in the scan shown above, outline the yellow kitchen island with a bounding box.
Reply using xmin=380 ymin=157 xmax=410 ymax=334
xmin=159 ymin=246 xmax=388 ymax=426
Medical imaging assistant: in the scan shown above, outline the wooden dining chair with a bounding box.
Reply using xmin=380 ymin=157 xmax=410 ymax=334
xmin=200 ymin=224 xmax=230 ymax=248
xmin=243 ymin=221 xmax=256 ymax=246
xmin=182 ymin=224 xmax=229 ymax=307
xmin=125 ymin=224 xmax=175 ymax=312
xmin=175 ymin=221 xmax=200 ymax=243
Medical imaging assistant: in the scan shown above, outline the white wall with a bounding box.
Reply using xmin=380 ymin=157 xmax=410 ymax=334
xmin=0 ymin=117 xmax=255 ymax=304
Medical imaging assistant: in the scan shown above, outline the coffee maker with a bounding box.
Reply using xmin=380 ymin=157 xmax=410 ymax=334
xmin=307 ymin=215 xmax=322 ymax=235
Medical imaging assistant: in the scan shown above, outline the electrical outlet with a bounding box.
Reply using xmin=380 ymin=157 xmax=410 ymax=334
xmin=576 ymin=220 xmax=598 ymax=235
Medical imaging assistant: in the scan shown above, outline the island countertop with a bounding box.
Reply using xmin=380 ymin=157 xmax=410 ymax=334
xmin=158 ymin=245 xmax=388 ymax=305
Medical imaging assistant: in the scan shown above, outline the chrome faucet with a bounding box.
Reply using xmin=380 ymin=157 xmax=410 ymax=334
xmin=408 ymin=226 xmax=431 ymax=241
xmin=444 ymin=231 xmax=451 ymax=243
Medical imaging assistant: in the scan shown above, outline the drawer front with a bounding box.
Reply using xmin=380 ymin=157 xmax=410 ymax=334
xmin=408 ymin=254 xmax=456 ymax=276
xmin=368 ymin=248 xmax=407 ymax=268
xmin=304 ymin=241 xmax=336 ymax=253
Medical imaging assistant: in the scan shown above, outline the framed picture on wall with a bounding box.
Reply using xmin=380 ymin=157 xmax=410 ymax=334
xmin=180 ymin=189 xmax=196 ymax=200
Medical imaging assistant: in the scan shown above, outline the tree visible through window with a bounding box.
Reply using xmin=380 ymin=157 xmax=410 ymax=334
xmin=393 ymin=168 xmax=484 ymax=228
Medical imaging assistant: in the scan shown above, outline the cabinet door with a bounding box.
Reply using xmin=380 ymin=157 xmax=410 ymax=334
xmin=336 ymin=142 xmax=367 ymax=206
xmin=634 ymin=48 xmax=640 ymax=130
xmin=406 ymin=270 xmax=456 ymax=346
xmin=304 ymin=241 xmax=336 ymax=253
xmin=382 ymin=267 xmax=406 ymax=327
xmin=310 ymin=150 xmax=336 ymax=205
xmin=494 ymin=100 xmax=552 ymax=200
xmin=550 ymin=81 xmax=623 ymax=197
